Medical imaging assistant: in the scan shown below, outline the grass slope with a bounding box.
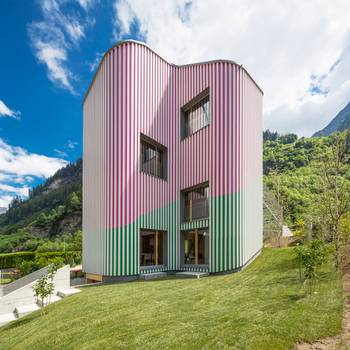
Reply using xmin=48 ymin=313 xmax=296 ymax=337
xmin=0 ymin=248 xmax=342 ymax=350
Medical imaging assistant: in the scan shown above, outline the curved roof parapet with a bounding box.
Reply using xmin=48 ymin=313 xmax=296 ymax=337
xmin=83 ymin=39 xmax=263 ymax=103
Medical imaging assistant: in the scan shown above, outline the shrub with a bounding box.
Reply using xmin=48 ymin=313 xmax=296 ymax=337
xmin=32 ymin=264 xmax=60 ymax=314
xmin=0 ymin=251 xmax=81 ymax=269
xmin=17 ymin=260 xmax=39 ymax=276
xmin=294 ymin=239 xmax=327 ymax=292
xmin=35 ymin=255 xmax=65 ymax=268
xmin=0 ymin=251 xmax=35 ymax=269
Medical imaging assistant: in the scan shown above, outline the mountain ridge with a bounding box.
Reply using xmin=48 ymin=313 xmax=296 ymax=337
xmin=0 ymin=159 xmax=82 ymax=236
xmin=313 ymin=101 xmax=350 ymax=137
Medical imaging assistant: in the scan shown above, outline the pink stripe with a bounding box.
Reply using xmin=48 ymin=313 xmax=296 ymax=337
xmin=100 ymin=42 xmax=245 ymax=228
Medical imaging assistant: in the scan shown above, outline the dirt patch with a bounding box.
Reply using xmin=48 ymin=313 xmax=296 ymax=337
xmin=296 ymin=258 xmax=350 ymax=349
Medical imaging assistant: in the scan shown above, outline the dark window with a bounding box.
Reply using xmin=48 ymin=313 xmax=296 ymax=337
xmin=140 ymin=135 xmax=167 ymax=179
xmin=183 ymin=229 xmax=207 ymax=265
xmin=140 ymin=230 xmax=164 ymax=266
xmin=183 ymin=185 xmax=209 ymax=222
xmin=183 ymin=92 xmax=210 ymax=138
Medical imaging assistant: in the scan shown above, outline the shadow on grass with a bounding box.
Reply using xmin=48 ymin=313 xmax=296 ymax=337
xmin=1 ymin=312 xmax=43 ymax=331
xmin=287 ymin=293 xmax=307 ymax=302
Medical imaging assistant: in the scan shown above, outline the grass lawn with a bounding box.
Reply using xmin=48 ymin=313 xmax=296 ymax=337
xmin=0 ymin=278 xmax=12 ymax=284
xmin=0 ymin=248 xmax=343 ymax=350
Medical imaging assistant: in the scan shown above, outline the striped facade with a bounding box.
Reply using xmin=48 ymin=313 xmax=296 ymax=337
xmin=83 ymin=40 xmax=263 ymax=279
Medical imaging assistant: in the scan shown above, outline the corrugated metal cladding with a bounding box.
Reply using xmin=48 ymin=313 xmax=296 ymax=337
xmin=83 ymin=40 xmax=263 ymax=277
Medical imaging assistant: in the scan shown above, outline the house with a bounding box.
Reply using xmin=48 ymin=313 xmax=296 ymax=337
xmin=82 ymin=40 xmax=263 ymax=282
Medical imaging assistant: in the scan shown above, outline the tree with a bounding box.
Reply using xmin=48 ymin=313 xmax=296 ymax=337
xmin=32 ymin=264 xmax=59 ymax=314
xmin=278 ymin=133 xmax=298 ymax=144
xmin=294 ymin=240 xmax=327 ymax=293
xmin=294 ymin=218 xmax=306 ymax=238
xmin=315 ymin=132 xmax=350 ymax=270
xmin=263 ymin=129 xmax=279 ymax=142
xmin=66 ymin=192 xmax=81 ymax=212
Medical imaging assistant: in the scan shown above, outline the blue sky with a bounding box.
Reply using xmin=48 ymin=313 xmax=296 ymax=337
xmin=0 ymin=0 xmax=127 ymax=207
xmin=0 ymin=0 xmax=350 ymax=208
xmin=0 ymin=0 xmax=112 ymax=161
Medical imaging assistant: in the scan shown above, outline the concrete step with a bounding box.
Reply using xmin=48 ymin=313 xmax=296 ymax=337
xmin=176 ymin=271 xmax=209 ymax=279
xmin=14 ymin=304 xmax=40 ymax=318
xmin=139 ymin=272 xmax=167 ymax=280
xmin=0 ymin=313 xmax=17 ymax=327
xmin=57 ymin=288 xmax=81 ymax=298
xmin=37 ymin=294 xmax=62 ymax=307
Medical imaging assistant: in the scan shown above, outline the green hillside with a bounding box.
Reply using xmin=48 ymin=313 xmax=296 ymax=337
xmin=0 ymin=248 xmax=342 ymax=350
xmin=313 ymin=102 xmax=350 ymax=137
xmin=0 ymin=159 xmax=82 ymax=253
xmin=263 ymin=129 xmax=350 ymax=230
xmin=2 ymin=129 xmax=350 ymax=252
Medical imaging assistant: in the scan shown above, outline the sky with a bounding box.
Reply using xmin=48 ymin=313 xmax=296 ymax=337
xmin=0 ymin=0 xmax=350 ymax=208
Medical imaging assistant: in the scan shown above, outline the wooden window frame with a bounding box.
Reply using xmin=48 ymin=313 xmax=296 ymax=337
xmin=182 ymin=182 xmax=209 ymax=222
xmin=181 ymin=88 xmax=210 ymax=139
xmin=140 ymin=134 xmax=167 ymax=180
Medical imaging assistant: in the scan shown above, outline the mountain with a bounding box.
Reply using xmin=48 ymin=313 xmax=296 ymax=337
xmin=0 ymin=159 xmax=82 ymax=238
xmin=264 ymin=129 xmax=350 ymax=230
xmin=313 ymin=102 xmax=350 ymax=137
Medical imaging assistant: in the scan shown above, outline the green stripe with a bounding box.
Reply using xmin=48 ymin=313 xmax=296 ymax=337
xmin=103 ymin=192 xmax=243 ymax=276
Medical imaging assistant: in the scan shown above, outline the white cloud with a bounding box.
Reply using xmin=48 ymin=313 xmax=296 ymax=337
xmin=0 ymin=195 xmax=13 ymax=209
xmin=78 ymin=0 xmax=94 ymax=11
xmin=113 ymin=0 xmax=350 ymax=136
xmin=54 ymin=148 xmax=68 ymax=158
xmin=0 ymin=184 xmax=29 ymax=197
xmin=0 ymin=100 xmax=20 ymax=120
xmin=53 ymin=140 xmax=78 ymax=159
xmin=113 ymin=0 xmax=135 ymax=38
xmin=88 ymin=52 xmax=104 ymax=72
xmin=28 ymin=0 xmax=95 ymax=94
xmin=67 ymin=140 xmax=78 ymax=150
xmin=0 ymin=138 xmax=68 ymax=207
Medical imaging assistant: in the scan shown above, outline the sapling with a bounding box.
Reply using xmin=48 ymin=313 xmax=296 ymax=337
xmin=294 ymin=240 xmax=327 ymax=293
xmin=32 ymin=263 xmax=59 ymax=314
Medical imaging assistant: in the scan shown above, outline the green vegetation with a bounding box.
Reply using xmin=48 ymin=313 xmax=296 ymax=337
xmin=0 ymin=159 xmax=82 ymax=254
xmin=33 ymin=263 xmax=60 ymax=315
xmin=264 ymin=130 xmax=350 ymax=227
xmin=0 ymin=248 xmax=342 ymax=350
xmin=294 ymin=240 xmax=327 ymax=292
xmin=1 ymin=159 xmax=82 ymax=230
xmin=0 ymin=250 xmax=81 ymax=270
xmin=0 ymin=278 xmax=12 ymax=284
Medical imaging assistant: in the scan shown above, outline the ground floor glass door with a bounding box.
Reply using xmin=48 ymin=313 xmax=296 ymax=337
xmin=183 ymin=229 xmax=208 ymax=265
xmin=140 ymin=230 xmax=164 ymax=266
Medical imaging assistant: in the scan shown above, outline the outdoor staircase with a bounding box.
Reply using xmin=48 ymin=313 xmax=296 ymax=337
xmin=0 ymin=313 xmax=16 ymax=325
xmin=57 ymin=288 xmax=81 ymax=298
xmin=36 ymin=294 xmax=62 ymax=307
xmin=0 ymin=288 xmax=81 ymax=327
xmin=139 ymin=272 xmax=167 ymax=280
xmin=14 ymin=304 xmax=40 ymax=318
xmin=176 ymin=271 xmax=209 ymax=279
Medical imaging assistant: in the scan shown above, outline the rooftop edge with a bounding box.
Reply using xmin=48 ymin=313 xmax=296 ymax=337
xmin=83 ymin=39 xmax=264 ymax=104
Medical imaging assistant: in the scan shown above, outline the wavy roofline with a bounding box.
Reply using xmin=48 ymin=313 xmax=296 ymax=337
xmin=83 ymin=39 xmax=263 ymax=104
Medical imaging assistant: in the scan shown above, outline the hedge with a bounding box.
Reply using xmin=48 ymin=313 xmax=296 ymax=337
xmin=0 ymin=251 xmax=82 ymax=269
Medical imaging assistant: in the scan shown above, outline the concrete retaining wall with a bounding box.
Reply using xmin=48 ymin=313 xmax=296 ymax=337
xmin=0 ymin=265 xmax=70 ymax=315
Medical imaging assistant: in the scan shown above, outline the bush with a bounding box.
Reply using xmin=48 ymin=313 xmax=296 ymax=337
xmin=0 ymin=251 xmax=81 ymax=269
xmin=35 ymin=255 xmax=65 ymax=268
xmin=18 ymin=260 xmax=39 ymax=276
xmin=17 ymin=256 xmax=66 ymax=277
xmin=0 ymin=251 xmax=35 ymax=269
xmin=294 ymin=240 xmax=327 ymax=292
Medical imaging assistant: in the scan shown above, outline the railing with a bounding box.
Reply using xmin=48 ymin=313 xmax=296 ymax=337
xmin=0 ymin=266 xmax=48 ymax=297
xmin=184 ymin=199 xmax=209 ymax=222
